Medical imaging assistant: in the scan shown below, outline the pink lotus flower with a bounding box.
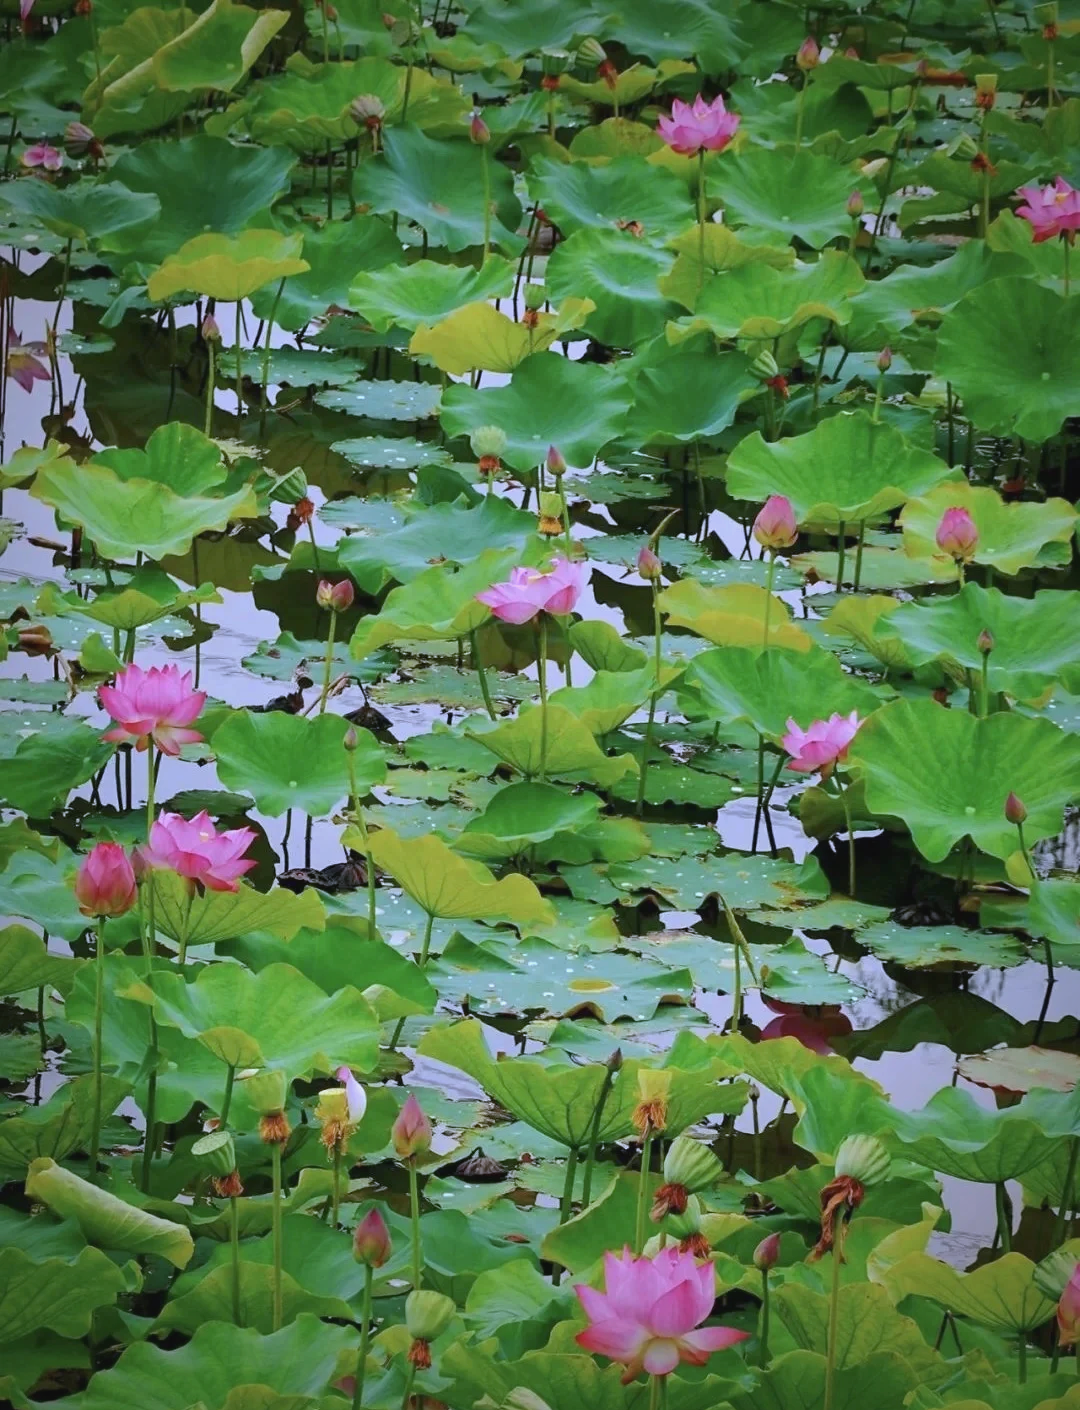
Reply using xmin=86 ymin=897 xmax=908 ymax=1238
xmin=74 ymin=843 xmax=138 ymax=918
xmin=100 ymin=663 xmax=206 ymax=756
xmin=141 ymin=811 xmax=256 ymax=893
xmin=476 ymin=557 xmax=587 ymax=625
xmin=1059 ymin=1264 xmax=1080 ymax=1347
xmin=6 ymin=329 xmax=51 ymax=393
xmin=335 ymin=1065 xmax=367 ymax=1123
xmin=1015 ymin=177 xmax=1080 ymax=243
xmin=575 ymin=1246 xmax=748 ymax=1382
xmin=21 ymin=143 xmax=62 ymax=171
xmin=392 ymin=1092 xmax=432 ymax=1159
xmin=782 ymin=711 xmax=862 ymax=775
xmin=760 ymin=998 xmax=852 ymax=1054
xmin=657 ymin=94 xmax=740 ymax=157
xmin=934 ymin=506 xmax=978 ymax=563
xmin=20 ymin=0 xmax=34 ymax=19
xmin=752 ymin=495 xmax=798 ymax=551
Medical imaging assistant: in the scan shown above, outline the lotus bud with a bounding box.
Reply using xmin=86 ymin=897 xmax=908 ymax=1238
xmin=664 ymin=1196 xmax=711 ymax=1256
xmin=750 ymin=348 xmax=780 ymax=382
xmin=974 ymin=72 xmax=998 ymax=110
xmin=607 ymin=1046 xmax=624 ymax=1071
xmin=1059 ymin=1265 xmax=1080 ymax=1348
xmin=977 ymin=628 xmax=993 ymax=655
xmin=834 ymin=1133 xmax=891 ymax=1187
xmin=1005 ymin=791 xmax=1027 ymax=825
xmin=353 ymin=1207 xmax=392 ymax=1267
xmin=796 ymin=36 xmax=821 ymax=71
xmin=74 ymin=843 xmax=137 ymax=918
xmin=344 ymin=726 xmax=359 ymax=752
xmin=876 ymin=345 xmax=892 ymax=372
xmin=350 ymin=93 xmax=385 ymax=129
xmin=406 ymin=1288 xmax=455 ymax=1347
xmin=523 ymin=282 xmax=546 ymax=312
xmin=192 ymin=1128 xmax=237 ymax=1180
xmin=935 ymin=506 xmax=978 ymax=564
xmin=470 ymin=111 xmax=491 ymax=145
xmin=392 ymin=1092 xmax=432 ymax=1159
xmin=470 ymin=424 xmax=506 ymax=459
xmin=577 ymin=36 xmax=606 ymax=64
xmin=632 ymin=1067 xmax=672 ymax=1136
xmin=753 ymin=1231 xmax=781 ymax=1271
xmin=1035 ymin=1 xmax=1059 ymax=22
xmin=240 ymin=1067 xmax=287 ymax=1115
xmin=637 ymin=543 xmax=662 ymax=581
xmin=753 ymin=494 xmax=798 ymax=551
xmin=545 ymin=444 xmax=566 ymax=478
xmin=201 ymin=312 xmax=221 ymax=343
xmin=846 ymin=189 xmax=864 ymax=219
xmin=1035 ymin=1249 xmax=1078 ymax=1300
xmin=319 ymin=578 xmax=355 ymax=613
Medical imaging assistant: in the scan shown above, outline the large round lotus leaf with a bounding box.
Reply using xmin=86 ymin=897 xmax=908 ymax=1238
xmin=726 ymin=411 xmax=957 ymax=525
xmin=882 ymin=583 xmax=1080 ymax=699
xmin=568 ymin=116 xmax=664 ymax=162
xmin=0 ymin=714 xmax=115 ymax=819
xmin=146 ymin=870 xmax=325 ymax=951
xmin=467 ymin=705 xmax=640 ymax=789
xmin=658 ymin=222 xmax=794 ymax=312
xmin=884 ymin=1251 xmax=1056 ymax=1333
xmin=527 ymin=155 xmax=694 ymax=242
xmin=597 ymin=0 xmax=743 ymax=70
xmin=316 ymin=380 xmax=442 ymax=420
xmin=30 ymin=459 xmax=257 ymax=562
xmin=667 ymin=251 xmax=864 ymax=343
xmin=936 ymin=278 xmax=1080 ymax=443
xmin=849 ymin=697 xmax=1080 ymax=863
xmin=956 ymin=1045 xmax=1080 ymax=1093
xmin=858 ymin=921 xmax=1027 ymax=970
xmin=0 ymin=1245 xmax=127 ymax=1343
xmin=1028 ymin=879 xmax=1080 ymax=948
xmin=685 ymin=644 xmax=881 ymax=740
xmin=249 ymin=217 xmax=400 ymax=331
xmin=847 ymin=241 xmax=1027 ymax=342
xmin=986 ymin=208 xmax=1071 ymax=282
xmin=710 ymin=147 xmax=873 ymax=248
xmin=349 ymin=256 xmax=514 ymax=333
xmin=146 ymin=229 xmax=309 ymax=303
xmin=461 ymin=0 xmax=595 ymax=56
xmin=369 ymin=828 xmax=554 ymax=926
xmin=900 ymin=482 xmax=1078 ymax=576
xmin=440 ymin=352 xmax=631 ymax=473
xmin=353 ymin=126 xmax=522 ymax=255
xmin=455 ymin=782 xmax=601 ymax=860
xmin=409 ymin=297 xmax=595 ymax=374
xmin=658 ymin=579 xmax=813 ymax=652
xmin=545 ymin=227 xmax=677 ymax=348
xmin=548 ymin=664 xmax=674 ymax=735
xmin=0 ymin=179 xmax=160 ymax=245
xmin=101 ymin=135 xmax=295 ymax=265
xmin=91 ymin=421 xmax=225 ymax=494
xmin=212 ymin=711 xmax=383 ymax=816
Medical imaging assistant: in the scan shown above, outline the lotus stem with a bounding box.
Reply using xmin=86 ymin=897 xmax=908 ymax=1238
xmin=220 ymin=1063 xmax=236 ymax=1128
xmin=1052 ymin=1137 xmax=1079 ymax=1248
xmin=318 ymin=608 xmax=338 ymax=715
xmin=89 ymin=916 xmax=106 ymax=1183
xmin=140 ymin=748 xmax=160 ymax=1194
xmin=634 ymin=1125 xmax=654 ymax=1252
xmin=1018 ymin=1334 xmax=1027 ymax=1384
xmin=759 ymin=1266 xmax=771 ymax=1366
xmin=721 ymin=895 xmax=758 ymax=985
xmin=752 ymin=735 xmax=766 ymax=854
xmin=559 ymin=478 xmax=572 ymax=553
xmin=635 ymin=582 xmax=663 ymax=816
xmin=581 ymin=1059 xmax=619 ymax=1208
xmin=353 ymin=1262 xmax=374 ymax=1410
xmin=480 ymin=146 xmax=491 ymax=264
xmin=470 ymin=630 xmax=497 ymax=721
xmin=537 ymin=615 xmax=549 ymax=782
xmin=822 ymin=1222 xmax=845 ymax=1410
xmin=994 ymin=1180 xmax=1012 ymax=1254
xmin=839 ymin=775 xmax=856 ymax=898
xmin=762 ymin=551 xmax=776 ymax=645
xmin=648 ymin=1373 xmax=662 ymax=1410
xmin=408 ymin=1158 xmax=423 ymax=1289
xmin=558 ymin=1145 xmax=579 ymax=1225
xmin=835 ymin=521 xmax=847 ymax=591
xmin=235 ymin=301 xmax=243 ymax=420
xmin=732 ymin=931 xmax=742 ymax=1028
xmin=795 ymin=84 xmax=806 ymax=148
xmin=419 ymin=910 xmax=434 ymax=967
xmin=697 ymin=149 xmax=706 ymax=296
xmin=400 ymin=1363 xmax=417 ymax=1410
xmin=259 ymin=277 xmax=285 ymax=442
xmin=331 ymin=1146 xmax=342 ymax=1226
xmin=1065 ymin=232 xmax=1072 ymax=297
xmin=272 ymin=1142 xmax=284 ymax=1331
xmin=52 ymin=237 xmax=73 ymax=342
xmin=230 ymin=1193 xmax=242 ymax=1325
xmin=345 ymin=752 xmax=378 ymax=933
xmin=852 ymin=522 xmax=866 ymax=592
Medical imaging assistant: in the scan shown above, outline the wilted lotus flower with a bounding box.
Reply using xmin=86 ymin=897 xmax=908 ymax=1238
xmin=657 ymin=94 xmax=740 ymax=156
xmin=141 ymin=811 xmax=257 ymax=893
xmin=100 ymin=662 xmax=206 ymax=755
xmin=21 ymin=143 xmax=62 ymax=171
xmin=6 ymin=329 xmax=50 ymax=393
xmin=752 ymin=495 xmax=797 ymax=551
xmin=575 ymin=1246 xmax=748 ymax=1381
xmin=392 ymin=1092 xmax=433 ymax=1160
xmin=782 ymin=711 xmax=862 ymax=776
xmin=64 ymin=121 xmax=103 ymax=160
xmin=1015 ymin=177 xmax=1080 ymax=243
xmin=75 ymin=843 xmax=137 ymax=918
xmin=934 ymin=506 xmax=979 ymax=563
xmin=353 ymin=1207 xmax=392 ymax=1267
xmin=477 ymin=557 xmax=587 ymax=624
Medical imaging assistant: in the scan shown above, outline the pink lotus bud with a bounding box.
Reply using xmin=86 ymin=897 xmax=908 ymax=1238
xmin=935 ymin=506 xmax=979 ymax=564
xmin=353 ymin=1207 xmax=392 ymax=1267
xmin=977 ymin=629 xmax=993 ymax=655
xmin=796 ymin=36 xmax=820 ymax=71
xmin=876 ymin=346 xmax=892 ymax=372
xmin=1058 ymin=1264 xmax=1080 ymax=1348
xmin=546 ymin=444 xmax=566 ymax=477
xmin=74 ymin=842 xmax=137 ymax=918
xmin=753 ymin=1232 xmax=781 ymax=1271
xmin=637 ymin=544 xmax=662 ymax=581
xmin=846 ymin=189 xmax=864 ymax=219
xmin=1005 ymin=792 xmax=1027 ymax=825
xmin=392 ymin=1092 xmax=432 ymax=1159
xmin=317 ymin=578 xmax=355 ymax=612
xmin=470 ymin=112 xmax=490 ymax=145
xmin=752 ymin=495 xmax=798 ymax=551
xmin=201 ymin=313 xmax=221 ymax=342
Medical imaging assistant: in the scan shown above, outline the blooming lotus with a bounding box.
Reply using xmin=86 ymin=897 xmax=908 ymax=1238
xmin=1057 ymin=1263 xmax=1080 ymax=1347
xmin=575 ymin=1246 xmax=747 ymax=1382
xmin=74 ymin=843 xmax=137 ymax=918
xmin=100 ymin=663 xmax=206 ymax=756
xmin=934 ymin=506 xmax=979 ymax=564
xmin=6 ymin=329 xmax=50 ymax=393
xmin=783 ymin=711 xmax=862 ymax=775
xmin=141 ymin=811 xmax=256 ymax=893
xmin=1015 ymin=177 xmax=1080 ymax=243
xmin=21 ymin=143 xmax=61 ymax=171
xmin=752 ymin=495 xmax=798 ymax=551
xmin=657 ymin=94 xmax=740 ymax=157
xmin=476 ymin=557 xmax=587 ymax=625
xmin=335 ymin=1065 xmax=368 ymax=1124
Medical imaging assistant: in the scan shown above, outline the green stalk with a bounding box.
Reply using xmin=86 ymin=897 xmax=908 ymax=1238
xmin=696 ymin=149 xmax=707 ymax=296
xmin=352 ymin=1263 xmax=374 ymax=1410
xmin=480 ymin=147 xmax=491 ymax=264
xmin=272 ymin=1142 xmax=284 ymax=1331
xmin=580 ymin=1060 xmax=619 ymax=1208
xmin=759 ymin=1267 xmax=771 ymax=1367
xmin=634 ymin=1127 xmax=654 ymax=1253
xmin=89 ymin=916 xmax=106 ymax=1183
xmin=419 ymin=910 xmax=435 ymax=967
xmin=559 ymin=478 xmax=572 ymax=553
xmin=318 ymin=608 xmax=338 ymax=715
xmin=259 ymin=277 xmax=285 ymax=442
xmin=634 ymin=583 xmax=663 ymax=816
xmin=230 ymin=1194 xmax=242 ymax=1326
xmin=537 ymin=615 xmax=549 ymax=782
xmin=408 ymin=1158 xmax=423 ymax=1290
xmin=1052 ymin=1137 xmax=1079 ymax=1248
xmin=1018 ymin=1334 xmax=1027 ymax=1384
xmin=235 ymin=301 xmax=243 ymax=420
xmin=470 ymin=630 xmax=497 ymax=721
xmin=331 ymin=1147 xmax=342 ymax=1226
xmin=995 ymin=1181 xmax=1012 ymax=1254
xmin=220 ymin=1063 xmax=236 ymax=1128
xmin=762 ymin=551 xmax=776 ymax=644
xmin=732 ymin=932 xmax=742 ymax=1028
xmin=835 ymin=521 xmax=847 ymax=592
xmin=649 ymin=1373 xmax=662 ymax=1410
xmin=823 ymin=1232 xmax=843 ymax=1410
xmin=1065 ymin=233 xmax=1071 ymax=298
xmin=205 ymin=338 xmax=215 ymax=437
xmin=980 ymin=652 xmax=990 ymax=718
xmin=346 ymin=752 xmax=378 ymax=934
xmin=400 ymin=1363 xmax=416 ymax=1410
xmin=795 ymin=83 xmax=807 ymax=148
xmin=839 ymin=776 xmax=856 ymax=899
xmin=852 ymin=522 xmax=866 ymax=593
xmin=140 ymin=749 xmax=159 ymax=1194
xmin=558 ymin=1146 xmax=580 ymax=1224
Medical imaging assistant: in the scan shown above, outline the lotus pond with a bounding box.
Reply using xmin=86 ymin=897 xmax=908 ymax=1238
xmin=3 ymin=0 xmax=1080 ymax=1407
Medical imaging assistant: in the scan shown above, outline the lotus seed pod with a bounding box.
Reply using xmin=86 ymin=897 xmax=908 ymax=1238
xmin=524 ymin=282 xmax=547 ymax=312
xmin=663 ymin=1134 xmax=725 ymax=1193
xmin=470 ymin=425 xmax=507 ymax=459
xmin=750 ymin=348 xmax=780 ymax=381
xmin=834 ymin=1133 xmax=891 ymax=1187
xmin=405 ymin=1289 xmax=455 ymax=1342
xmin=239 ymin=1068 xmax=288 ymax=1116
xmin=191 ymin=1129 xmax=236 ymax=1179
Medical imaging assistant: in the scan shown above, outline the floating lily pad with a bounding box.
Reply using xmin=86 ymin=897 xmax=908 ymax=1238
xmin=957 ymin=1046 xmax=1080 ymax=1094
xmin=859 ymin=921 xmax=1027 ymax=970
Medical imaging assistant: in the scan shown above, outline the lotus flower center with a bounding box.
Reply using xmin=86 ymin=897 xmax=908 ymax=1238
xmin=199 ymin=830 xmax=212 ymax=840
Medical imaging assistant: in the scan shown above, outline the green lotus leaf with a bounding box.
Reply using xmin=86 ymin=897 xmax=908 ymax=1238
xmin=154 ymin=1261 xmax=351 ymax=1336
xmin=726 ymin=411 xmax=957 ymax=526
xmin=348 ymin=256 xmax=514 ymax=333
xmin=316 ymin=379 xmax=443 ymax=421
xmin=1029 ymin=879 xmax=1080 ymax=948
xmin=467 ymin=705 xmax=640 ymax=789
xmin=440 ymin=350 xmax=631 ymax=473
xmin=887 ymin=1085 xmax=1062 ymax=1182
xmin=851 ymin=698 xmax=1080 ymax=863
xmin=658 ymin=222 xmax=794 ymax=310
xmin=549 ymin=664 xmax=678 ymax=735
xmin=212 ymin=711 xmax=383 ymax=817
xmin=819 ymin=595 xmax=911 ymax=672
xmin=122 ymin=960 xmax=379 ymax=1077
xmin=859 ymin=921 xmax=1027 ymax=970
xmin=559 ymin=62 xmax=670 ymax=108
xmin=627 ymin=932 xmax=862 ymax=1005
xmin=463 ymin=1258 xmax=570 ymax=1358
xmin=0 ymin=179 xmax=160 ymax=244
xmin=102 ymin=135 xmax=295 ymax=265
xmin=38 ymin=566 xmax=219 ymax=634
xmin=711 ymin=147 xmax=873 ymax=248
xmin=567 ymin=116 xmax=664 ymax=163
xmin=956 ymin=1045 xmax=1080 ymax=1094
xmin=882 ymin=583 xmax=1080 ymax=699
xmin=45 ymin=1315 xmax=354 ymax=1410
xmin=92 ymin=420 xmax=227 ymax=493
xmin=31 ymin=458 xmax=257 ymax=562
xmin=0 ymin=925 xmax=81 ymax=998
xmin=1 ymin=440 xmax=77 ymax=492
xmin=528 ymin=154 xmax=694 ymax=241
xmin=0 ymin=1245 xmax=128 ymax=1344
xmin=454 ymin=782 xmax=602 ymax=861
xmin=0 ymin=713 xmax=114 ymax=818
xmin=409 ymin=297 xmax=595 ymax=374
xmin=354 ymin=126 xmax=522 ymax=254
xmin=620 ymin=337 xmax=758 ymax=443
xmin=882 ymin=1251 xmax=1055 ymax=1334
xmin=899 ymin=482 xmax=1078 ymax=576
xmin=368 ymin=828 xmax=554 ymax=927
xmin=793 ymin=545 xmax=956 ymax=592
xmin=598 ymin=0 xmax=744 ymax=71
xmin=545 ymin=227 xmax=676 ymax=347
xmin=603 ymin=851 xmax=830 ymax=915
xmin=569 ymin=619 xmax=650 ymax=674
xmin=658 ymin=579 xmax=814 ymax=651
xmin=685 ymin=644 xmax=881 ymax=740
xmin=986 ymin=207 xmax=1072 ymax=281
xmin=0 ymin=1075 xmax=130 ymax=1181
xmin=24 ymin=1159 xmax=193 ymax=1268
xmin=147 ymin=229 xmax=309 ymax=303
xmin=249 ymin=216 xmax=400 ymax=331
xmin=772 ymin=1282 xmax=946 ymax=1383
xmin=330 ymin=434 xmax=452 ymax=471
xmin=460 ymin=0 xmax=589 ymax=55
xmin=667 ymin=250 xmax=864 ymax=343
xmin=848 ymin=240 xmax=1027 ymax=341
xmin=936 ymin=278 xmax=1080 ymax=443
xmin=146 ymin=868 xmax=325 ymax=950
